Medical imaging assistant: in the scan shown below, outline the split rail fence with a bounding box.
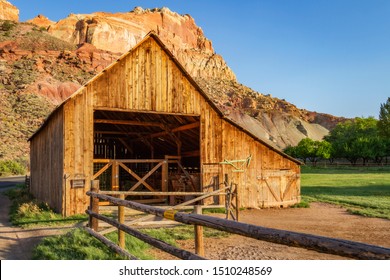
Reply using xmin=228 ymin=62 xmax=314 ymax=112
xmin=85 ymin=181 xmax=390 ymax=260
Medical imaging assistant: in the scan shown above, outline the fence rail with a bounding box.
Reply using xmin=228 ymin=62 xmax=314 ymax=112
xmin=86 ymin=185 xmax=390 ymax=260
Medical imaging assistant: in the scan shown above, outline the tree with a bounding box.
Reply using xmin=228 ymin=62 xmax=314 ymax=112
xmin=378 ymin=97 xmax=390 ymax=138
xmin=284 ymin=138 xmax=332 ymax=165
xmin=325 ymin=117 xmax=381 ymax=165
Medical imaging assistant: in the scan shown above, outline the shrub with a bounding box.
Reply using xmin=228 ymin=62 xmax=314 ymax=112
xmin=0 ymin=20 xmax=15 ymax=32
xmin=0 ymin=160 xmax=26 ymax=176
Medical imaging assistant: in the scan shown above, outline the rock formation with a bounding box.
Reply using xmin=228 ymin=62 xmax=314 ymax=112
xmin=0 ymin=0 xmax=18 ymax=21
xmin=26 ymin=14 xmax=54 ymax=28
xmin=47 ymin=7 xmax=236 ymax=81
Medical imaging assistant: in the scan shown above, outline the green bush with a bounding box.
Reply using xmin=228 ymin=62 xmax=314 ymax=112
xmin=0 ymin=20 xmax=15 ymax=32
xmin=0 ymin=160 xmax=26 ymax=176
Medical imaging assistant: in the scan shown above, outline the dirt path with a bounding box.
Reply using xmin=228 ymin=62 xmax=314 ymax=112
xmin=0 ymin=190 xmax=75 ymax=260
xmin=151 ymin=203 xmax=390 ymax=260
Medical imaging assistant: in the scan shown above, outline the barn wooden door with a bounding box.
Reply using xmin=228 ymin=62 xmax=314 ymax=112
xmin=261 ymin=170 xmax=300 ymax=207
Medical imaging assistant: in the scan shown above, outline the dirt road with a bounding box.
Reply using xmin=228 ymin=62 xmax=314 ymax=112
xmin=151 ymin=203 xmax=390 ymax=260
xmin=0 ymin=177 xmax=74 ymax=260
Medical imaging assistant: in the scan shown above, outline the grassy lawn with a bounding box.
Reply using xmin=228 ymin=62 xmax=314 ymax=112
xmin=301 ymin=166 xmax=390 ymax=219
xmin=5 ymin=185 xmax=88 ymax=227
xmin=32 ymin=225 xmax=229 ymax=260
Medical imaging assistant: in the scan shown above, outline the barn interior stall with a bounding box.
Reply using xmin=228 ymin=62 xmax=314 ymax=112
xmin=92 ymin=109 xmax=207 ymax=206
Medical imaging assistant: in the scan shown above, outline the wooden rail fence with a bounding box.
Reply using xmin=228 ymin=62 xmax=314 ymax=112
xmin=86 ymin=182 xmax=390 ymax=260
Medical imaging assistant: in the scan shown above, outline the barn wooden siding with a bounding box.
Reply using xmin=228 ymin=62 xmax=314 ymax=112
xmin=220 ymin=120 xmax=300 ymax=208
xmin=30 ymin=108 xmax=64 ymax=214
xmin=30 ymin=33 xmax=300 ymax=216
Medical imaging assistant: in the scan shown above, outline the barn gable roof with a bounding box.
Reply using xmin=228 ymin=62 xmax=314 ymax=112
xmin=29 ymin=31 xmax=301 ymax=165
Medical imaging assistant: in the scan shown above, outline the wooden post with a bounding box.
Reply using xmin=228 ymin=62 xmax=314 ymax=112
xmin=194 ymin=205 xmax=204 ymax=257
xmin=89 ymin=180 xmax=99 ymax=231
xmin=112 ymin=160 xmax=119 ymax=191
xmin=235 ymin=184 xmax=239 ymax=222
xmin=162 ymin=157 xmax=169 ymax=192
xmin=118 ymin=194 xmax=125 ymax=249
xmin=162 ymin=156 xmax=169 ymax=204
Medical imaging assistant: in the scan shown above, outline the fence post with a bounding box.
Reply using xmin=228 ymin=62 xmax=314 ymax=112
xmin=194 ymin=205 xmax=204 ymax=257
xmin=118 ymin=194 xmax=125 ymax=249
xmin=112 ymin=161 xmax=119 ymax=191
xmin=235 ymin=184 xmax=239 ymax=222
xmin=89 ymin=180 xmax=100 ymax=231
xmin=162 ymin=157 xmax=170 ymax=204
xmin=162 ymin=157 xmax=169 ymax=192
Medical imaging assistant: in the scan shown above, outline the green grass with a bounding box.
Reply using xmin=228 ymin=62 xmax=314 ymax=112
xmin=33 ymin=228 xmax=126 ymax=260
xmin=33 ymin=225 xmax=230 ymax=260
xmin=5 ymin=185 xmax=88 ymax=227
xmin=301 ymin=166 xmax=390 ymax=219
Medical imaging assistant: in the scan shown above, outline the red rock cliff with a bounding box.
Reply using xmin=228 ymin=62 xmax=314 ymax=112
xmin=0 ymin=0 xmax=18 ymax=21
xmin=47 ymin=7 xmax=236 ymax=81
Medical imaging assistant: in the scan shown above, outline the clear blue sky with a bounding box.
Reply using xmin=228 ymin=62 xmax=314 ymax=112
xmin=10 ymin=0 xmax=390 ymax=118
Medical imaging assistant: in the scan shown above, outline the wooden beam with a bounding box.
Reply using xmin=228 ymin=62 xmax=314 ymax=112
xmin=93 ymin=107 xmax=201 ymax=117
xmin=129 ymin=121 xmax=200 ymax=143
xmin=117 ymin=162 xmax=156 ymax=192
xmin=94 ymin=131 xmax=140 ymax=135
xmin=128 ymin=161 xmax=163 ymax=192
xmin=150 ymin=122 xmax=199 ymax=138
xmin=92 ymin=163 xmax=112 ymax=180
xmin=181 ymin=150 xmax=200 ymax=157
xmin=94 ymin=119 xmax=164 ymax=128
xmin=172 ymin=122 xmax=200 ymax=132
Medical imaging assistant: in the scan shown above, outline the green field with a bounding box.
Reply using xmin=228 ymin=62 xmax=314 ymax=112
xmin=301 ymin=166 xmax=390 ymax=219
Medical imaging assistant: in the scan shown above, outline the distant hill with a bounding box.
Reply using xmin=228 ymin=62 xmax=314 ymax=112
xmin=0 ymin=3 xmax=346 ymax=162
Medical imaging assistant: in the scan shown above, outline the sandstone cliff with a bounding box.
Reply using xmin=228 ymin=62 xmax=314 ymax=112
xmin=46 ymin=7 xmax=236 ymax=81
xmin=26 ymin=14 xmax=54 ymax=28
xmin=0 ymin=0 xmax=18 ymax=21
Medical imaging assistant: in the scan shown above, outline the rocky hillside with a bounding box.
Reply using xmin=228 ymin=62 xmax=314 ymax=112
xmin=0 ymin=3 xmax=345 ymax=163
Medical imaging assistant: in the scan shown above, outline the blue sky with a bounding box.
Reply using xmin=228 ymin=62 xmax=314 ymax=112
xmin=10 ymin=0 xmax=390 ymax=118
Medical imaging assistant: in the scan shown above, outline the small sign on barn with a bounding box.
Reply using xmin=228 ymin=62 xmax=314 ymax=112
xmin=70 ymin=174 xmax=86 ymax=189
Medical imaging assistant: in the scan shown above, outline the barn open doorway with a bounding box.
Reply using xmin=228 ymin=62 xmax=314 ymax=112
xmin=92 ymin=109 xmax=201 ymax=204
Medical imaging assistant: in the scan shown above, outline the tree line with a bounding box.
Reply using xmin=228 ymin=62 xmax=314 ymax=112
xmin=284 ymin=97 xmax=390 ymax=165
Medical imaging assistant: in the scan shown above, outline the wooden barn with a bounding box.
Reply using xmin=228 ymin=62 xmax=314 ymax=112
xmin=29 ymin=32 xmax=301 ymax=216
